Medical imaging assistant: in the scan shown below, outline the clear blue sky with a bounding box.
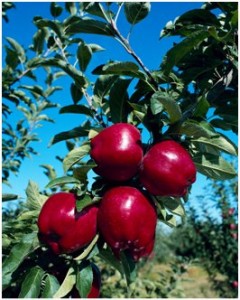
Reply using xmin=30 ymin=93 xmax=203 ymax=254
xmin=2 ymin=2 xmax=237 ymax=215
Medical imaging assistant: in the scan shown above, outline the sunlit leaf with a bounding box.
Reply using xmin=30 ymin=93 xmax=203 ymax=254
xmin=45 ymin=176 xmax=80 ymax=189
xmin=63 ymin=143 xmax=91 ymax=172
xmin=53 ymin=267 xmax=76 ymax=298
xmin=193 ymin=153 xmax=237 ymax=180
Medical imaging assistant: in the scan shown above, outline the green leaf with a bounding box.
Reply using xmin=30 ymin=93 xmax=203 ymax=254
xmin=50 ymin=123 xmax=90 ymax=145
xmin=76 ymin=194 xmax=94 ymax=212
xmin=77 ymin=42 xmax=92 ymax=72
xmin=92 ymin=61 xmax=145 ymax=79
xmin=35 ymin=19 xmax=64 ymax=41
xmin=162 ymin=30 xmax=210 ymax=74
xmin=27 ymin=57 xmax=87 ymax=89
xmin=88 ymin=43 xmax=105 ymax=52
xmin=45 ymin=176 xmax=80 ymax=189
xmin=159 ymin=197 xmax=186 ymax=218
xmin=109 ymin=78 xmax=132 ymax=123
xmin=63 ymin=143 xmax=91 ymax=173
xmin=40 ymin=164 xmax=57 ymax=180
xmin=66 ymin=17 xmax=114 ymax=36
xmin=179 ymin=120 xmax=216 ymax=139
xmin=176 ymin=9 xmax=220 ymax=26
xmin=65 ymin=2 xmax=77 ymax=15
xmin=6 ymin=37 xmax=26 ymax=62
xmin=19 ymin=266 xmax=45 ymax=298
xmin=191 ymin=135 xmax=237 ymax=156
xmin=53 ymin=267 xmax=76 ymax=298
xmin=76 ymin=263 xmax=93 ymax=298
xmin=2 ymin=232 xmax=38 ymax=289
xmin=193 ymin=153 xmax=237 ymax=180
xmin=2 ymin=193 xmax=19 ymax=201
xmin=81 ymin=2 xmax=112 ymax=21
xmin=70 ymin=83 xmax=84 ymax=104
xmin=32 ymin=28 xmax=48 ymax=55
xmin=73 ymin=162 xmax=96 ymax=182
xmin=193 ymin=97 xmax=210 ymax=118
xmin=98 ymin=247 xmax=123 ymax=275
xmin=25 ymin=180 xmax=48 ymax=210
xmin=120 ymin=252 xmax=136 ymax=285
xmin=60 ymin=104 xmax=93 ymax=117
xmin=50 ymin=2 xmax=63 ymax=18
xmin=124 ymin=2 xmax=151 ymax=25
xmin=93 ymin=75 xmax=118 ymax=101
xmin=151 ymin=91 xmax=182 ymax=123
xmin=41 ymin=274 xmax=60 ymax=298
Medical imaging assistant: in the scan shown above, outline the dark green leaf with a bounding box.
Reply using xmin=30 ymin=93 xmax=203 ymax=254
xmin=35 ymin=19 xmax=64 ymax=41
xmin=93 ymin=75 xmax=118 ymax=101
xmin=50 ymin=2 xmax=63 ymax=18
xmin=176 ymin=9 xmax=220 ymax=26
xmin=41 ymin=274 xmax=60 ymax=298
xmin=66 ymin=17 xmax=114 ymax=36
xmin=109 ymin=78 xmax=132 ymax=123
xmin=193 ymin=153 xmax=237 ymax=180
xmin=76 ymin=263 xmax=93 ymax=298
xmin=158 ymin=197 xmax=185 ymax=218
xmin=98 ymin=247 xmax=123 ymax=275
xmin=19 ymin=266 xmax=45 ymax=298
xmin=70 ymin=83 xmax=84 ymax=104
xmin=124 ymin=2 xmax=151 ymax=25
xmin=6 ymin=37 xmax=26 ymax=62
xmin=92 ymin=61 xmax=145 ymax=79
xmin=45 ymin=176 xmax=80 ymax=189
xmin=120 ymin=252 xmax=136 ymax=285
xmin=77 ymin=42 xmax=92 ymax=72
xmin=2 ymin=233 xmax=38 ymax=289
xmin=81 ymin=2 xmax=112 ymax=21
xmin=50 ymin=123 xmax=90 ymax=145
xmin=2 ymin=193 xmax=19 ymax=201
xmin=193 ymin=97 xmax=210 ymax=118
xmin=32 ymin=28 xmax=48 ymax=55
xmin=162 ymin=30 xmax=210 ymax=74
xmin=60 ymin=104 xmax=93 ymax=117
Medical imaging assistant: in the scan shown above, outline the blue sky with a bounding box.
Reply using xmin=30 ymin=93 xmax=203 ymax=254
xmin=2 ymin=2 xmax=238 ymax=214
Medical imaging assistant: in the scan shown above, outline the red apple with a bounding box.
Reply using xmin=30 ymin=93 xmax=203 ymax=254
xmin=38 ymin=192 xmax=98 ymax=254
xmin=97 ymin=186 xmax=157 ymax=261
xmin=139 ymin=140 xmax=196 ymax=196
xmin=90 ymin=123 xmax=143 ymax=181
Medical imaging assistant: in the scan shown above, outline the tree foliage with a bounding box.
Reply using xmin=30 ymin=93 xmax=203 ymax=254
xmin=2 ymin=2 xmax=238 ymax=297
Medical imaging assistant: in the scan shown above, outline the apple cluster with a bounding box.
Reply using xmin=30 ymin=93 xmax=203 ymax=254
xmin=37 ymin=123 xmax=197 ymax=296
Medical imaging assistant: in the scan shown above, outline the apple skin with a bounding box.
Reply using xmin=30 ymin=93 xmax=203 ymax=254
xmin=37 ymin=192 xmax=98 ymax=254
xmin=97 ymin=186 xmax=157 ymax=261
xmin=90 ymin=123 xmax=143 ymax=182
xmin=139 ymin=140 xmax=197 ymax=197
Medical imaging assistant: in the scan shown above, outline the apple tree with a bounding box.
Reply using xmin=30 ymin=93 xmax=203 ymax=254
xmin=2 ymin=2 xmax=238 ymax=298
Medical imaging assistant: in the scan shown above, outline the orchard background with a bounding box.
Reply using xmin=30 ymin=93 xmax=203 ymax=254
xmin=2 ymin=2 xmax=238 ymax=298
